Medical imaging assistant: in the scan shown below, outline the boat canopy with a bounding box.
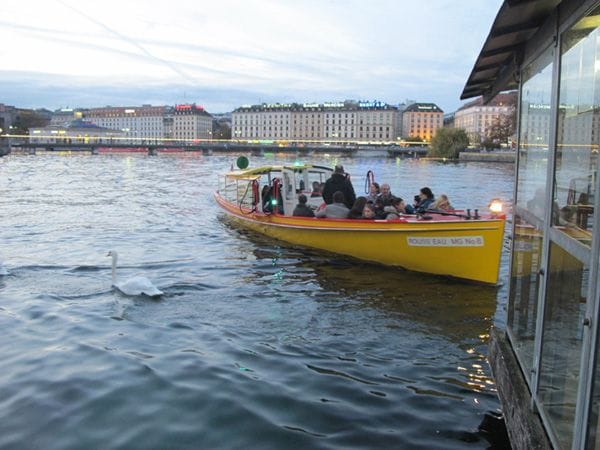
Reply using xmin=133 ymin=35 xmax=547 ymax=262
xmin=224 ymin=164 xmax=333 ymax=179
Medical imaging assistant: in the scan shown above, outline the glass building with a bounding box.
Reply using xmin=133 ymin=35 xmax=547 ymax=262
xmin=462 ymin=1 xmax=600 ymax=449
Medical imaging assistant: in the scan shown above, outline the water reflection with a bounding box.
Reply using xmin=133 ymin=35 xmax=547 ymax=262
xmin=231 ymin=221 xmax=497 ymax=337
xmin=228 ymin=221 xmax=498 ymax=397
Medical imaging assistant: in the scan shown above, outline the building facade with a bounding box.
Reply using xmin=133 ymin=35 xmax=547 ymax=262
xmin=0 ymin=104 xmax=18 ymax=134
xmin=81 ymin=104 xmax=213 ymax=142
xmin=85 ymin=105 xmax=169 ymax=142
xmin=454 ymin=92 xmax=516 ymax=143
xmin=172 ymin=104 xmax=213 ymax=141
xmin=401 ymin=103 xmax=443 ymax=142
xmin=50 ymin=108 xmax=84 ymax=126
xmin=462 ymin=1 xmax=600 ymax=449
xmin=232 ymin=101 xmax=398 ymax=142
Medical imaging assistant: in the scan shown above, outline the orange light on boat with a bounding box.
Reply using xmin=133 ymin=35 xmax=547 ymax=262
xmin=489 ymin=199 xmax=503 ymax=214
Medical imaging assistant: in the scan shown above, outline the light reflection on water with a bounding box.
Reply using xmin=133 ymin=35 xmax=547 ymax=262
xmin=0 ymin=153 xmax=513 ymax=449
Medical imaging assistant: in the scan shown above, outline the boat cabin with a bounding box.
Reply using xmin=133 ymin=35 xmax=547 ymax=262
xmin=218 ymin=164 xmax=333 ymax=215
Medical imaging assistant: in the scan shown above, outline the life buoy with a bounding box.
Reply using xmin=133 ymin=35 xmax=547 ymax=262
xmin=272 ymin=178 xmax=280 ymax=214
xmin=252 ymin=179 xmax=260 ymax=207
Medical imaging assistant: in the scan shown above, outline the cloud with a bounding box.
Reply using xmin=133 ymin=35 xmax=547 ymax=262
xmin=0 ymin=0 xmax=503 ymax=113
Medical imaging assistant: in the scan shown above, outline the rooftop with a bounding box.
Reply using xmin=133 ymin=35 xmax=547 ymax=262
xmin=403 ymin=103 xmax=443 ymax=113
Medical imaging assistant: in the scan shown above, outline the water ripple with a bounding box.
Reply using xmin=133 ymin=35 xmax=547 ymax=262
xmin=0 ymin=154 xmax=513 ymax=449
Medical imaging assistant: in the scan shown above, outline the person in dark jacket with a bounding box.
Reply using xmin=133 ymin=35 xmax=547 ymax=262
xmin=322 ymin=165 xmax=356 ymax=209
xmin=292 ymin=194 xmax=315 ymax=217
xmin=414 ymin=186 xmax=435 ymax=213
xmin=373 ymin=183 xmax=394 ymax=217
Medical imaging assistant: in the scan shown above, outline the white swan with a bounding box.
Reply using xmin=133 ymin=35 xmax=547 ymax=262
xmin=107 ymin=250 xmax=163 ymax=297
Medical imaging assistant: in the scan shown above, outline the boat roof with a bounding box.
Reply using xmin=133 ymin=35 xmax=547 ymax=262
xmin=225 ymin=164 xmax=333 ymax=179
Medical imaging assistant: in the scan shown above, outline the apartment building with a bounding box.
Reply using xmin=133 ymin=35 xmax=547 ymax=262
xmin=85 ymin=105 xmax=169 ymax=141
xmin=355 ymin=102 xmax=396 ymax=141
xmin=172 ymin=104 xmax=213 ymax=140
xmin=454 ymin=92 xmax=516 ymax=143
xmin=292 ymin=104 xmax=322 ymax=140
xmin=232 ymin=101 xmax=398 ymax=142
xmin=401 ymin=103 xmax=444 ymax=142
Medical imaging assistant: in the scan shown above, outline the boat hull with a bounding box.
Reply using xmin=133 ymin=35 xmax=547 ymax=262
xmin=215 ymin=193 xmax=505 ymax=284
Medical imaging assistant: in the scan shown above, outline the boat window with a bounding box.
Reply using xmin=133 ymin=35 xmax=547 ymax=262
xmin=283 ymin=172 xmax=294 ymax=201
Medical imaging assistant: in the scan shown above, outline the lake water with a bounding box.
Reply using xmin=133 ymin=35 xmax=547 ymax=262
xmin=0 ymin=152 xmax=514 ymax=449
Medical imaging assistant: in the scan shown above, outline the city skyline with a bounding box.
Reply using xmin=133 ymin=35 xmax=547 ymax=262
xmin=1 ymin=0 xmax=503 ymax=114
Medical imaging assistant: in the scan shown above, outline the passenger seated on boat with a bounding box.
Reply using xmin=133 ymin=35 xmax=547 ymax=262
xmin=377 ymin=183 xmax=394 ymax=207
xmin=373 ymin=183 xmax=395 ymax=217
xmin=414 ymin=187 xmax=435 ymax=213
xmin=383 ymin=197 xmax=406 ymax=219
xmin=316 ymin=191 xmax=350 ymax=218
xmin=403 ymin=197 xmax=417 ymax=214
xmin=262 ymin=182 xmax=284 ymax=214
xmin=322 ymin=165 xmax=356 ymax=209
xmin=310 ymin=181 xmax=322 ymax=197
xmin=430 ymin=194 xmax=452 ymax=211
xmin=261 ymin=185 xmax=273 ymax=213
xmin=361 ymin=203 xmax=376 ymax=219
xmin=348 ymin=196 xmax=368 ymax=219
xmin=298 ymin=179 xmax=305 ymax=193
xmin=366 ymin=182 xmax=380 ymax=203
xmin=293 ymin=194 xmax=315 ymax=217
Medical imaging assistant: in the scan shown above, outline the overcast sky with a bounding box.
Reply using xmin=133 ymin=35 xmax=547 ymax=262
xmin=0 ymin=0 xmax=503 ymax=114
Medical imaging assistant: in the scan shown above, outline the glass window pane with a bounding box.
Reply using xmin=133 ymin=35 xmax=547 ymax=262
xmin=553 ymin=6 xmax=600 ymax=246
xmin=508 ymin=46 xmax=554 ymax=381
xmin=508 ymin=220 xmax=544 ymax=371
xmin=516 ymin=48 xmax=555 ymax=220
xmin=588 ymin=289 xmax=600 ymax=450
xmin=538 ymin=242 xmax=589 ymax=450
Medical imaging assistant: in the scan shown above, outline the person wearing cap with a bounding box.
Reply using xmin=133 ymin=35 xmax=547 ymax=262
xmin=322 ymin=164 xmax=356 ymax=209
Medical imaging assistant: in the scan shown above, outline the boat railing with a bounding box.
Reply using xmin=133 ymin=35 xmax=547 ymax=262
xmin=219 ymin=175 xmax=257 ymax=211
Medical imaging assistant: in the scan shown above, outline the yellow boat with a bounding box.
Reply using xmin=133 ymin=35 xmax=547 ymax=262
xmin=214 ymin=163 xmax=506 ymax=284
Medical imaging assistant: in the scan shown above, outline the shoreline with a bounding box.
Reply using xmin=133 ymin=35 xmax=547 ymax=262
xmin=458 ymin=151 xmax=515 ymax=163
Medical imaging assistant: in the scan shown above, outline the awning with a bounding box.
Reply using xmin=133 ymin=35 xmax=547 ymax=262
xmin=224 ymin=164 xmax=333 ymax=179
xmin=461 ymin=0 xmax=561 ymax=101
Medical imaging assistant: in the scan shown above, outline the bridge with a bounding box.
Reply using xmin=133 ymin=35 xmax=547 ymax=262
xmin=387 ymin=146 xmax=429 ymax=158
xmin=0 ymin=139 xmax=429 ymax=158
